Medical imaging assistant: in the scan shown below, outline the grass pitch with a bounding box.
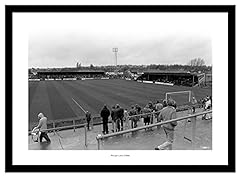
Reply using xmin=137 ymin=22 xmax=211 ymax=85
xmin=29 ymin=79 xmax=211 ymax=127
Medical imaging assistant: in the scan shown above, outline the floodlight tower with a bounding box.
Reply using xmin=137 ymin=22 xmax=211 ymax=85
xmin=112 ymin=47 xmax=118 ymax=66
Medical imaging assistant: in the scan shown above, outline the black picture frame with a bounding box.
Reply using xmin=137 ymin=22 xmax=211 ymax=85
xmin=5 ymin=5 xmax=235 ymax=172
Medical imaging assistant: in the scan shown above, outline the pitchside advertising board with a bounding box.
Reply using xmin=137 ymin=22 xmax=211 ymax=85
xmin=137 ymin=80 xmax=174 ymax=86
xmin=28 ymin=79 xmax=40 ymax=81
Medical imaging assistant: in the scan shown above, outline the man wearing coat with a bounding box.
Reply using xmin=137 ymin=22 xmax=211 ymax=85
xmin=100 ymin=105 xmax=110 ymax=134
xmin=155 ymin=99 xmax=177 ymax=150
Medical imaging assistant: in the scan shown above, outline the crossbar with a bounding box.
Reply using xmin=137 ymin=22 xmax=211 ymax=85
xmin=165 ymin=90 xmax=191 ymax=102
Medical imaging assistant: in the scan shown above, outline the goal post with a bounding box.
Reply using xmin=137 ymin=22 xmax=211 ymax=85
xmin=165 ymin=90 xmax=194 ymax=105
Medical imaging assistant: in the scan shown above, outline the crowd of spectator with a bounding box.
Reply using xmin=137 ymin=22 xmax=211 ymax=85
xmin=95 ymin=95 xmax=212 ymax=135
xmin=200 ymin=95 xmax=212 ymax=120
xmin=32 ymin=95 xmax=212 ymax=150
xmin=95 ymin=98 xmax=178 ymax=135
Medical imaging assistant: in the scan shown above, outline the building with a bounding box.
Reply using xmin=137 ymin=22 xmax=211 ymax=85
xmin=37 ymin=70 xmax=105 ymax=80
xmin=137 ymin=70 xmax=202 ymax=87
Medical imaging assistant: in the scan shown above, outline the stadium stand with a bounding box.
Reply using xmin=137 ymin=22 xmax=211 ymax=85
xmin=36 ymin=70 xmax=105 ymax=80
xmin=137 ymin=70 xmax=199 ymax=87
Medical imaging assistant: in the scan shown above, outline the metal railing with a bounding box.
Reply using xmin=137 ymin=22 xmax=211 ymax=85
xmin=29 ymin=104 xmax=203 ymax=131
xmin=30 ymin=123 xmax=88 ymax=147
xmin=96 ymin=110 xmax=212 ymax=150
xmin=124 ymin=103 xmax=203 ymax=120
xmin=29 ymin=115 xmax=99 ymax=131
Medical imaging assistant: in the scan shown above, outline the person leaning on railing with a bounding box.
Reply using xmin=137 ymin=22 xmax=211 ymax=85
xmin=155 ymin=98 xmax=177 ymax=150
xmin=32 ymin=113 xmax=51 ymax=143
xmin=148 ymin=101 xmax=154 ymax=124
xmin=129 ymin=105 xmax=138 ymax=128
xmin=142 ymin=105 xmax=151 ymax=127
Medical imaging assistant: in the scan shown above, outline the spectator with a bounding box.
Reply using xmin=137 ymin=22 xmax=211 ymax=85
xmin=162 ymin=99 xmax=168 ymax=108
xmin=155 ymin=100 xmax=163 ymax=112
xmin=148 ymin=101 xmax=154 ymax=110
xmin=135 ymin=104 xmax=142 ymax=125
xmin=32 ymin=113 xmax=51 ymax=143
xmin=155 ymin=99 xmax=177 ymax=150
xmin=100 ymin=105 xmax=110 ymax=134
xmin=142 ymin=105 xmax=151 ymax=127
xmin=85 ymin=111 xmax=92 ymax=130
xmin=135 ymin=104 xmax=142 ymax=114
xmin=172 ymin=100 xmax=177 ymax=109
xmin=123 ymin=109 xmax=130 ymax=130
xmin=148 ymin=101 xmax=154 ymax=124
xmin=206 ymin=95 xmax=210 ymax=100
xmin=209 ymin=96 xmax=212 ymax=109
xmin=202 ymin=97 xmax=212 ymax=120
xmin=129 ymin=105 xmax=137 ymax=128
xmin=191 ymin=96 xmax=197 ymax=114
xmin=155 ymin=100 xmax=163 ymax=125
xmin=111 ymin=106 xmax=117 ymax=133
xmin=200 ymin=98 xmax=206 ymax=108
xmin=157 ymin=99 xmax=168 ymax=126
xmin=204 ymin=98 xmax=211 ymax=110
xmin=115 ymin=104 xmax=124 ymax=131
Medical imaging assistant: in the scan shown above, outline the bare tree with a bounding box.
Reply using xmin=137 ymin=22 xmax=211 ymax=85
xmin=188 ymin=58 xmax=205 ymax=66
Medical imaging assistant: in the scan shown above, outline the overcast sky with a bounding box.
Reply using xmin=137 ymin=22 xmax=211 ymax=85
xmin=28 ymin=13 xmax=212 ymax=68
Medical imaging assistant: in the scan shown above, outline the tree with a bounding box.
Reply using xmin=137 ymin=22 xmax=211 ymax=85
xmin=188 ymin=58 xmax=205 ymax=66
xmin=90 ymin=64 xmax=94 ymax=69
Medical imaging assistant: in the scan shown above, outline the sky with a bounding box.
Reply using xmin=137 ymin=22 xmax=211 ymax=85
xmin=28 ymin=13 xmax=212 ymax=68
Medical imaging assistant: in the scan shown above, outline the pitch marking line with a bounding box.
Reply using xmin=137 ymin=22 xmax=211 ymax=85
xmin=72 ymin=98 xmax=87 ymax=114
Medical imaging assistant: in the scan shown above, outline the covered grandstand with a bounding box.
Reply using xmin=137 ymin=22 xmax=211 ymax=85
xmin=137 ymin=70 xmax=202 ymax=87
xmin=37 ymin=70 xmax=105 ymax=80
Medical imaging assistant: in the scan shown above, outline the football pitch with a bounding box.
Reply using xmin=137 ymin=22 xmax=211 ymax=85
xmin=29 ymin=79 xmax=212 ymax=126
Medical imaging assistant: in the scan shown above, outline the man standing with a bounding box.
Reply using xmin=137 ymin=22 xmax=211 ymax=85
xmin=148 ymin=101 xmax=155 ymax=124
xmin=155 ymin=100 xmax=163 ymax=112
xmin=115 ymin=104 xmax=124 ymax=131
xmin=100 ymin=105 xmax=110 ymax=134
xmin=129 ymin=105 xmax=137 ymax=128
xmin=191 ymin=96 xmax=197 ymax=114
xmin=123 ymin=109 xmax=129 ymax=130
xmin=155 ymin=99 xmax=177 ymax=150
xmin=155 ymin=100 xmax=163 ymax=123
xmin=135 ymin=104 xmax=142 ymax=126
xmin=142 ymin=105 xmax=151 ymax=126
xmin=32 ymin=113 xmax=51 ymax=143
xmin=111 ymin=106 xmax=117 ymax=133
xmin=85 ymin=111 xmax=92 ymax=130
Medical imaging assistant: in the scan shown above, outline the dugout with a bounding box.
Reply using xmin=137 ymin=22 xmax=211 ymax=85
xmin=138 ymin=70 xmax=199 ymax=87
xmin=37 ymin=70 xmax=105 ymax=80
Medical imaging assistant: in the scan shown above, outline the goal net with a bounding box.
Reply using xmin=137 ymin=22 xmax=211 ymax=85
xmin=165 ymin=90 xmax=195 ymax=106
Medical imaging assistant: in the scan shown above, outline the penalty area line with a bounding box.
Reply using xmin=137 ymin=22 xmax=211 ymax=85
xmin=72 ymin=98 xmax=87 ymax=114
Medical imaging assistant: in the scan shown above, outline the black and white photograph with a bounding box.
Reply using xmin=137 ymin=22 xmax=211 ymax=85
xmin=5 ymin=5 xmax=235 ymax=172
xmin=28 ymin=12 xmax=213 ymax=151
